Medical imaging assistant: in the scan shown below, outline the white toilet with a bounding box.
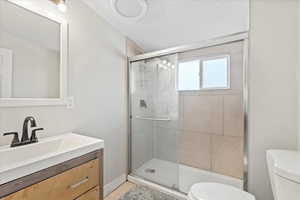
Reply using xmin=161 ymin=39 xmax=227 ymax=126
xmin=267 ymin=150 xmax=300 ymax=200
xmin=188 ymin=182 xmax=255 ymax=200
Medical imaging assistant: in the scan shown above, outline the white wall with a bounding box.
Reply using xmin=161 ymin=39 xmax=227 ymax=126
xmin=298 ymin=1 xmax=300 ymax=150
xmin=294 ymin=1 xmax=300 ymax=150
xmin=248 ymin=0 xmax=299 ymax=200
xmin=0 ymin=0 xmax=142 ymax=191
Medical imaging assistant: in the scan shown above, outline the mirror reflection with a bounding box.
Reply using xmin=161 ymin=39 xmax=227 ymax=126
xmin=0 ymin=0 xmax=61 ymax=98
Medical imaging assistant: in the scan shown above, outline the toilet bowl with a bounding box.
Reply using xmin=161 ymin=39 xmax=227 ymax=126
xmin=267 ymin=150 xmax=300 ymax=200
xmin=188 ymin=183 xmax=255 ymax=200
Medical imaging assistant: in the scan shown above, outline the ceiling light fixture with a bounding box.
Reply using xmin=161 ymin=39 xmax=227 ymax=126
xmin=111 ymin=0 xmax=148 ymax=23
xmin=57 ymin=0 xmax=67 ymax=13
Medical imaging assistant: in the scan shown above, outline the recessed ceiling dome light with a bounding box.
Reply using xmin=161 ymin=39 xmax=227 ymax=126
xmin=111 ymin=0 xmax=148 ymax=23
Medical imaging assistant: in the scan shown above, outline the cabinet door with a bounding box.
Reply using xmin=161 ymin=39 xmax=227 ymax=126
xmin=76 ymin=187 xmax=100 ymax=200
xmin=0 ymin=159 xmax=99 ymax=200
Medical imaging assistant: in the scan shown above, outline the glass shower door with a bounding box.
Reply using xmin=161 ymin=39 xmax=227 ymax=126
xmin=129 ymin=54 xmax=180 ymax=190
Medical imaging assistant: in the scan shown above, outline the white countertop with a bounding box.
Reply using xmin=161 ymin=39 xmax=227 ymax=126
xmin=0 ymin=133 xmax=104 ymax=185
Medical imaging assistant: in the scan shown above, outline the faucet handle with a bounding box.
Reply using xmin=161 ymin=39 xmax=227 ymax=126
xmin=30 ymin=128 xmax=44 ymax=143
xmin=3 ymin=132 xmax=20 ymax=147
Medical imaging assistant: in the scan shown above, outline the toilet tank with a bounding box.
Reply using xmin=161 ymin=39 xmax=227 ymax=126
xmin=267 ymin=150 xmax=300 ymax=200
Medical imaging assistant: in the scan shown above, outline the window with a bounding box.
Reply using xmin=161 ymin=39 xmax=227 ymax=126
xmin=177 ymin=56 xmax=229 ymax=91
xmin=202 ymin=57 xmax=228 ymax=89
xmin=177 ymin=60 xmax=200 ymax=91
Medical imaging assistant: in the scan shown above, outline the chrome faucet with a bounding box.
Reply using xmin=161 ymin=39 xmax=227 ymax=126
xmin=3 ymin=116 xmax=44 ymax=147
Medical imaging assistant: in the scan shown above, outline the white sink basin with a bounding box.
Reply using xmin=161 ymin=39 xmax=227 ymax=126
xmin=0 ymin=133 xmax=104 ymax=185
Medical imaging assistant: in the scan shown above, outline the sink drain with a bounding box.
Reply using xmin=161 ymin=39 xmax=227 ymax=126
xmin=144 ymin=168 xmax=156 ymax=173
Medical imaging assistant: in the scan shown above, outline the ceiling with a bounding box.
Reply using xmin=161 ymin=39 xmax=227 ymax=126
xmin=82 ymin=0 xmax=249 ymax=52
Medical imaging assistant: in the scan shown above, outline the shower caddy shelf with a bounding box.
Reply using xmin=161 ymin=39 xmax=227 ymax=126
xmin=135 ymin=116 xmax=171 ymax=121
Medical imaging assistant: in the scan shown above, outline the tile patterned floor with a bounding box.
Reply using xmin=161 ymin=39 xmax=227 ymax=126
xmin=105 ymin=182 xmax=136 ymax=200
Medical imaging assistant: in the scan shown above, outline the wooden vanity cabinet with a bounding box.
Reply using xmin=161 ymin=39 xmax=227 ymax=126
xmin=0 ymin=150 xmax=103 ymax=200
xmin=75 ymin=187 xmax=100 ymax=200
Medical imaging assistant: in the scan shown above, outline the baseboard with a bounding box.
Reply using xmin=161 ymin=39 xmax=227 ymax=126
xmin=104 ymin=174 xmax=127 ymax=197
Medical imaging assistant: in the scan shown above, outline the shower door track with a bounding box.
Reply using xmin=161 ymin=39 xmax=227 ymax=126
xmin=127 ymin=31 xmax=249 ymax=192
xmin=129 ymin=32 xmax=248 ymax=62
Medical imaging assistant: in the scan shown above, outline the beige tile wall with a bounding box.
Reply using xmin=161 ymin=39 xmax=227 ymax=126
xmin=183 ymin=95 xmax=223 ymax=135
xmin=180 ymin=94 xmax=244 ymax=179
xmin=178 ymin=41 xmax=244 ymax=180
xmin=180 ymin=131 xmax=211 ymax=170
xmin=212 ymin=135 xmax=244 ymax=179
xmin=224 ymin=95 xmax=244 ymax=137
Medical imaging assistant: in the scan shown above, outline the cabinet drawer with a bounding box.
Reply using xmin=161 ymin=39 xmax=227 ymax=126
xmin=76 ymin=187 xmax=100 ymax=200
xmin=1 ymin=159 xmax=99 ymax=200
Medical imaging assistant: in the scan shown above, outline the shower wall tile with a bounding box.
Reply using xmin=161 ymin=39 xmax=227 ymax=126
xmin=154 ymin=95 xmax=182 ymax=130
xmin=180 ymin=131 xmax=211 ymax=170
xmin=131 ymin=120 xmax=154 ymax=169
xmin=154 ymin=119 xmax=180 ymax=132
xmin=229 ymin=55 xmax=244 ymax=91
xmin=211 ymin=135 xmax=244 ymax=179
xmin=149 ymin=41 xmax=245 ymax=181
xmin=153 ymin=127 xmax=179 ymax=163
xmin=224 ymin=95 xmax=244 ymax=137
xmin=183 ymin=95 xmax=223 ymax=135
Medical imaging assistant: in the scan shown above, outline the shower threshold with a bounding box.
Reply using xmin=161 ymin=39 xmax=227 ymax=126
xmin=129 ymin=158 xmax=243 ymax=195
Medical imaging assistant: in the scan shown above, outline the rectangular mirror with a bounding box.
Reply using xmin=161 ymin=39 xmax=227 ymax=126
xmin=0 ymin=0 xmax=68 ymax=107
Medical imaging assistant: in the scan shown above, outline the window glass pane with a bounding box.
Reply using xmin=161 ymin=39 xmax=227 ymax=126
xmin=178 ymin=60 xmax=200 ymax=90
xmin=202 ymin=57 xmax=228 ymax=88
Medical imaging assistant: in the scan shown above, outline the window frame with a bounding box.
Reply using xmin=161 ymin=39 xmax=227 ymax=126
xmin=176 ymin=54 xmax=231 ymax=91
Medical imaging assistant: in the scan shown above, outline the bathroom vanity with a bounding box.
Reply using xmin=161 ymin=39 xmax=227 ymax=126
xmin=0 ymin=1 xmax=105 ymax=198
xmin=0 ymin=133 xmax=104 ymax=200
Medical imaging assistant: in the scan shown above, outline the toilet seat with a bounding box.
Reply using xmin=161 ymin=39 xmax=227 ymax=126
xmin=188 ymin=183 xmax=255 ymax=200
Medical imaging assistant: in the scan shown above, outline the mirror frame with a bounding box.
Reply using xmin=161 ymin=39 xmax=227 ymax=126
xmin=0 ymin=0 xmax=70 ymax=108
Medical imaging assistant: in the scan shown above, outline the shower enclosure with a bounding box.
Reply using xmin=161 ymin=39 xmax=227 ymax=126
xmin=128 ymin=33 xmax=248 ymax=194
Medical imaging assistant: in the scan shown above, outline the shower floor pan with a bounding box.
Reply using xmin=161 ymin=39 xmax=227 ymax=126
xmin=131 ymin=158 xmax=243 ymax=194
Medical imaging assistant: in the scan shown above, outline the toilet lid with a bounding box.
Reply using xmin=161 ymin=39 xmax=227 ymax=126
xmin=267 ymin=150 xmax=300 ymax=184
xmin=189 ymin=183 xmax=255 ymax=200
